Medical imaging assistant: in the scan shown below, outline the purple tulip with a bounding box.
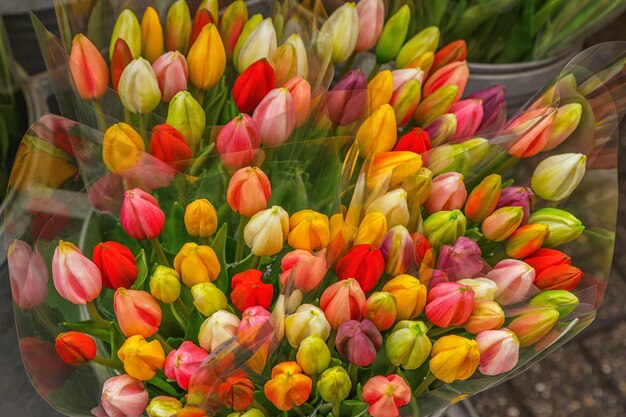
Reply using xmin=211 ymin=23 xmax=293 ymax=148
xmin=497 ymin=186 xmax=535 ymax=224
xmin=436 ymin=236 xmax=485 ymax=281
xmin=468 ymin=84 xmax=506 ymax=134
xmin=326 ymin=69 xmax=367 ymax=126
xmin=336 ymin=319 xmax=382 ymax=366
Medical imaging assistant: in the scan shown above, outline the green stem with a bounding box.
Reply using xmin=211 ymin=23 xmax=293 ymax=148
xmin=92 ymin=101 xmax=108 ymax=131
xmin=348 ymin=363 xmax=359 ymax=396
xmin=427 ymin=326 xmax=460 ymax=338
xmin=235 ymin=216 xmax=248 ymax=262
xmin=92 ymin=355 xmax=123 ymax=371
xmin=251 ymin=255 xmax=262 ymax=270
xmin=175 ymin=297 xmax=191 ymax=319
xmin=150 ymin=239 xmax=170 ymax=267
xmin=138 ymin=113 xmax=149 ymax=148
xmin=386 ymin=364 xmax=398 ymax=375
xmin=413 ymin=373 xmax=437 ymax=397
xmin=153 ymin=332 xmax=173 ymax=353
xmin=86 ymin=301 xmax=110 ymax=329
xmin=368 ymin=61 xmax=382 ymax=81
xmin=195 ymin=88 xmax=206 ymax=107
xmin=170 ymin=302 xmax=188 ymax=332
xmin=332 ymin=402 xmax=341 ymax=417
xmin=326 ymin=329 xmax=336 ymax=352
xmin=162 ymin=101 xmax=169 ymax=119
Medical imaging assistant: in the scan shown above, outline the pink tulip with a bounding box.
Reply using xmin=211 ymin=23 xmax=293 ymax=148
xmin=320 ymin=278 xmax=366 ymax=330
xmin=280 ymin=249 xmax=327 ymax=292
xmin=284 ymin=76 xmax=311 ymax=128
xmin=100 ymin=375 xmax=149 ymax=417
xmin=486 ymin=259 xmax=535 ymax=305
xmin=449 ymin=99 xmax=483 ymax=140
xmin=152 ymin=51 xmax=188 ymax=102
xmin=88 ymin=174 xmax=125 ymax=214
xmin=238 ymin=306 xmax=273 ymax=337
xmin=362 ymin=374 xmax=411 ymax=417
xmin=476 ymin=329 xmax=519 ymax=376
xmin=253 ymin=88 xmax=296 ymax=146
xmin=164 ymin=341 xmax=209 ymax=390
xmin=422 ymin=61 xmax=469 ymax=102
xmin=120 ymin=188 xmax=166 ymax=240
xmin=52 ymin=241 xmax=102 ymax=305
xmin=8 ymin=240 xmax=49 ymax=309
xmin=436 ymin=236 xmax=484 ymax=281
xmin=424 ymin=172 xmax=467 ymax=213
xmin=355 ymin=0 xmax=384 ymax=52
xmin=114 ymin=288 xmax=162 ymax=338
xmin=216 ymin=114 xmax=260 ymax=167
xmin=336 ymin=319 xmax=382 ymax=366
xmin=425 ymin=282 xmax=474 ymax=328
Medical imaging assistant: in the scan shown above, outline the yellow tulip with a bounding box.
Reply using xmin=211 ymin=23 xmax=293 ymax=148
xmin=191 ymin=282 xmax=227 ymax=317
xmin=149 ymin=265 xmax=181 ymax=303
xmin=382 ymin=274 xmax=426 ymax=320
xmin=141 ymin=7 xmax=164 ymax=63
xmin=429 ymin=335 xmax=480 ymax=383
xmin=354 ymin=212 xmax=387 ymax=246
xmin=174 ymin=242 xmax=221 ymax=287
xmin=244 ymin=206 xmax=289 ymax=256
xmin=102 ymin=123 xmax=145 ymax=174
xmin=367 ymin=70 xmax=393 ymax=112
xmin=184 ymin=199 xmax=218 ymax=238
xmin=117 ymin=335 xmax=165 ymax=381
xmin=356 ymin=104 xmax=397 ymax=158
xmin=187 ymin=23 xmax=226 ymax=90
xmin=288 ymin=210 xmax=330 ymax=252
xmin=367 ymin=151 xmax=422 ymax=190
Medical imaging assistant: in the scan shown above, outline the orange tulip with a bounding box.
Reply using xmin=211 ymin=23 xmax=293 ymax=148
xmin=69 ymin=34 xmax=109 ymax=100
xmin=264 ymin=362 xmax=312 ymax=411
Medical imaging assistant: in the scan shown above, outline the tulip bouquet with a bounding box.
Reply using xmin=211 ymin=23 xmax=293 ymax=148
xmin=3 ymin=1 xmax=625 ymax=417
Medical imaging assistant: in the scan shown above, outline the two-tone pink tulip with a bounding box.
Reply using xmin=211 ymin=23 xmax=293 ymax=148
xmin=52 ymin=241 xmax=102 ymax=305
xmin=217 ymin=114 xmax=260 ymax=167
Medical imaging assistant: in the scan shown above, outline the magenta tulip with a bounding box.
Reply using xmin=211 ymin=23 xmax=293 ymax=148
xmin=336 ymin=319 xmax=382 ymax=366
xmin=120 ymin=188 xmax=166 ymax=240
xmin=164 ymin=341 xmax=209 ymax=390
xmin=425 ymin=282 xmax=474 ymax=328
xmin=216 ymin=114 xmax=260 ymax=167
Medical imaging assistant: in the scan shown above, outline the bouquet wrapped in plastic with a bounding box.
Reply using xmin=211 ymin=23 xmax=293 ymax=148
xmin=3 ymin=1 xmax=625 ymax=416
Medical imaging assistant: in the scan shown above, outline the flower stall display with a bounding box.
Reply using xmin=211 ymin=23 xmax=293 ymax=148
xmin=3 ymin=1 xmax=625 ymax=417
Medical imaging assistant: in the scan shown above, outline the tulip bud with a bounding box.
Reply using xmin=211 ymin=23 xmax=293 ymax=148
xmin=286 ymin=210 xmax=330 ymax=252
xmin=531 ymin=153 xmax=586 ymax=202
xmin=380 ymin=225 xmax=414 ymax=276
xmin=396 ymin=26 xmax=440 ymax=69
xmin=336 ymin=319 xmax=382 ymax=366
xmin=529 ymin=208 xmax=584 ymax=248
xmin=217 ymin=114 xmax=260 ymax=167
xmin=231 ymin=269 xmax=273 ymax=312
xmin=468 ymin=84 xmax=506 ymax=133
xmin=402 ymin=167 xmax=433 ymax=208
xmin=190 ymin=8 xmax=213 ymax=46
xmin=508 ymin=308 xmax=559 ymax=348
xmin=280 ymin=250 xmax=326 ymax=293
xmin=436 ymin=237 xmax=484 ymax=280
xmin=232 ymin=13 xmax=262 ymax=65
xmin=149 ymin=265 xmax=181 ymax=304
xmin=406 ymin=51 xmax=434 ymax=74
xmin=187 ymin=24 xmax=226 ymax=90
xmin=356 ymin=104 xmax=397 ymax=157
xmin=529 ymin=290 xmax=579 ymax=318
xmin=100 ymin=375 xmax=149 ymax=417
xmin=110 ymin=9 xmax=141 ymax=60
xmin=141 ymin=7 xmax=164 ymax=63
xmin=365 ymin=188 xmax=410 ymax=228
xmin=457 ymin=278 xmax=498 ymax=302
xmin=487 ymin=259 xmax=535 ymax=305
xmin=367 ymin=151 xmax=422 ymax=191
xmin=102 ymin=122 xmax=144 ymax=174
xmin=317 ymin=366 xmax=351 ymax=403
xmin=327 ymin=69 xmax=368 ymax=126
xmin=227 ymin=166 xmax=271 ymax=218
xmin=296 ymin=336 xmax=330 ymax=375
xmin=198 ymin=310 xmax=240 ymax=352
xmin=233 ymin=59 xmax=275 ymax=115
xmin=414 ymin=84 xmax=458 ymax=126
xmin=118 ymin=58 xmax=161 ymax=114
xmin=354 ymin=212 xmax=387 ymax=246
xmin=166 ymin=0 xmax=192 ymax=54
xmin=52 ymin=241 xmax=102 ymax=305
xmin=92 ymin=241 xmax=138 ymax=290
xmin=69 ymin=34 xmax=108 ymax=100
xmin=284 ymin=76 xmax=311 ymax=128
xmin=195 ymin=0 xmax=218 ymax=26
xmin=394 ymin=127 xmax=432 ymax=157
xmin=506 ymin=224 xmax=550 ymax=259
xmin=152 ymin=51 xmax=188 ymax=102
xmin=424 ymin=172 xmax=467 ymax=213
xmin=114 ymin=289 xmax=162 ymax=338
xmin=253 ymin=88 xmax=296 ymax=146
xmin=264 ymin=362 xmax=312 ymax=411
xmin=375 ymin=5 xmax=410 ymax=63
xmin=7 ymin=240 xmax=49 ymax=309
xmin=482 ymin=206 xmax=524 ymax=242
xmin=544 ymin=103 xmax=582 ymax=151
xmin=218 ymin=376 xmax=255 ymax=411
xmin=424 ymin=113 xmax=457 ymax=146
xmin=320 ymin=278 xmax=366 ymax=329
xmin=55 ymin=331 xmax=96 ymax=365
xmin=385 ymin=320 xmax=431 ymax=369
xmin=423 ymin=61 xmax=469 ymax=102
xmin=283 ymin=35 xmax=308 ymax=81
xmin=270 ymin=43 xmax=299 ymax=87
xmin=184 ymin=199 xmax=218 ymax=238
xmin=464 ymin=300 xmax=505 ymax=334
xmin=429 ymin=335 xmax=480 ymax=383
xmin=166 ymin=91 xmax=206 ymax=149
xmin=147 ymin=396 xmax=183 ymax=417
xmin=219 ymin=0 xmax=248 ymax=59
xmin=382 ymin=274 xmax=427 ymax=320
xmin=335 ymin=244 xmax=385 ymax=292
xmin=120 ymin=188 xmax=165 ymax=240
xmin=390 ymin=69 xmax=423 ymax=126
xmin=237 ymin=18 xmax=277 ymax=73
xmin=320 ymin=2 xmax=358 ymax=64
xmin=192 ymin=282 xmax=227 ymax=317
xmin=367 ymin=70 xmax=394 ymax=112
xmin=362 ymin=292 xmax=397 ymax=331
xmin=355 ymin=0 xmax=384 ymax=52
xmin=164 ymin=341 xmax=208 ymax=389
xmin=244 ymin=206 xmax=289 ymax=256
xmin=464 ymin=174 xmax=501 ymax=223
xmin=149 ymin=124 xmax=191 ymax=172
xmin=476 ymin=329 xmax=519 ymax=376
xmin=117 ymin=335 xmax=165 ymax=381
xmin=174 ymin=243 xmax=221 ymax=287
xmin=523 ymin=248 xmax=571 ymax=275
xmin=432 ymin=40 xmax=467 ymax=72
xmin=285 ymin=304 xmax=331 ymax=348
xmin=534 ymin=264 xmax=583 ymax=292
xmin=497 ymin=186 xmax=535 ymax=225
xmin=110 ymin=38 xmax=133 ymax=93
xmin=426 ymin=282 xmax=474 ymax=328
xmin=506 ymin=109 xmax=556 ymax=158
xmin=423 ymin=209 xmax=467 ymax=249
xmin=449 ymin=99 xmax=483 ymax=140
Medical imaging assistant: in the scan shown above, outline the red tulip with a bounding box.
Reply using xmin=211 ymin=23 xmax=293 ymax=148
xmin=149 ymin=123 xmax=192 ymax=171
xmin=190 ymin=8 xmax=215 ymax=46
xmin=413 ymin=232 xmax=431 ymax=263
xmin=335 ymin=244 xmax=385 ymax=293
xmin=425 ymin=282 xmax=474 ymax=328
xmin=111 ymin=38 xmax=133 ymax=91
xmin=216 ymin=114 xmax=260 ymax=168
xmin=55 ymin=331 xmax=97 ymax=365
xmin=534 ymin=264 xmax=583 ymax=292
xmin=233 ymin=58 xmax=276 ymax=115
xmin=120 ymin=188 xmax=166 ymax=240
xmin=393 ymin=127 xmax=431 ymax=155
xmin=523 ymin=248 xmax=571 ymax=276
xmin=431 ymin=40 xmax=467 ymax=73
xmin=231 ymin=269 xmax=274 ymax=313
xmin=93 ymin=241 xmax=138 ymax=289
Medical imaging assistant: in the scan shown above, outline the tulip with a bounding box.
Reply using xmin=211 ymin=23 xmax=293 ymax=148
xmin=110 ymin=9 xmax=141 ymax=60
xmin=288 ymin=210 xmax=330 ymax=252
xmin=55 ymin=331 xmax=96 ymax=365
xmin=164 ymin=341 xmax=208 ymax=389
xmin=217 ymin=376 xmax=255 ymax=411
xmin=482 ymin=206 xmax=524 ymax=242
xmin=355 ymin=0 xmax=384 ymax=52
xmin=102 ymin=123 xmax=145 ymax=174
xmin=285 ymin=304 xmax=331 ymax=348
xmin=356 ymin=104 xmax=397 ymax=158
xmin=506 ymin=109 xmax=556 ymax=158
xmin=395 ymin=26 xmax=440 ymax=69
xmin=227 ymin=166 xmax=271 ymax=217
xmin=253 ymin=88 xmax=296 ymax=146
xmin=149 ymin=265 xmax=181 ymax=304
xmin=382 ymin=274 xmax=427 ymax=320
xmin=232 ymin=13 xmax=263 ymax=67
xmin=362 ymin=374 xmax=411 ymax=417
xmin=508 ymin=308 xmax=559 ymax=348
xmin=52 ymin=241 xmax=101 ymax=305
xmin=529 ymin=290 xmax=579 ymax=318
xmin=120 ymin=188 xmax=165 ymax=240
xmin=231 ymin=269 xmax=273 ymax=312
xmin=264 ymin=362 xmax=312 ymax=411
xmin=244 ymin=206 xmax=289 ymax=256
xmin=219 ymin=0 xmax=248 ymax=59
xmin=424 ymin=113 xmax=457 ymax=146
xmin=506 ymin=224 xmax=550 ymax=259
xmin=184 ymin=199 xmax=218 ymax=238
xmin=403 ymin=168 xmax=433 ymax=208
xmin=405 ymin=51 xmax=435 ymax=74
xmin=497 ymin=186 xmax=535 ymax=225
xmin=432 ymin=40 xmax=467 ymax=72
xmin=195 ymin=0 xmax=218 ymax=26
xmin=118 ymin=58 xmax=161 ymax=114
xmin=117 ymin=335 xmax=165 ymax=381
xmin=413 ymin=232 xmax=432 ymax=263
xmin=198 ymin=310 xmax=240 ymax=352
xmin=237 ymin=18 xmax=277 ymax=73
xmin=174 ymin=243 xmax=221 ymax=287
xmin=354 ymin=212 xmax=387 ymax=246
xmin=423 ymin=61 xmax=469 ymax=102
xmin=336 ymin=319 xmax=382 ymax=366
xmin=529 ymin=208 xmax=584 ymax=248
xmin=414 ymin=84 xmax=458 ymax=126
xmin=320 ymin=278 xmax=366 ymax=329
xmin=100 ymin=375 xmax=149 ymax=417
xmin=279 ymin=250 xmax=327 ymax=292
xmin=436 ymin=236 xmax=483 ymax=280
xmin=319 ymin=2 xmax=358 ymax=64
xmin=367 ymin=70 xmax=393 ymax=112
xmin=375 ymin=5 xmax=410 ymax=63
xmin=111 ymin=38 xmax=133 ymax=92
xmin=423 ymin=209 xmax=466 ymax=249
xmin=166 ymin=91 xmax=206 ymax=150
xmin=534 ymin=264 xmax=583 ymax=292
xmin=226 ymin=410 xmax=264 ymax=417
xmin=449 ymin=99 xmax=483 ymax=140
xmin=464 ymin=300 xmax=505 ymax=334
xmin=390 ymin=69 xmax=423 ymax=126
xmin=380 ymin=225 xmax=413 ymax=276
xmin=424 ymin=172 xmax=467 ymax=213
xmin=69 ymin=34 xmax=108 ymax=100
xmin=114 ymin=289 xmax=162 ymax=338
xmin=296 ymin=336 xmax=331 ymax=375
xmin=165 ymin=0 xmax=192 ymax=54
xmin=531 ymin=153 xmax=586 ymax=202
xmin=335 ymin=244 xmax=384 ymax=292
xmin=369 ymin=143 xmax=422 ymax=189
xmin=152 ymin=51 xmax=188 ymax=102
xmin=365 ymin=189 xmax=410 ymax=228
xmin=464 ymin=174 xmax=501 ymax=223
xmin=362 ymin=292 xmax=397 ymax=331
xmin=523 ymin=248 xmax=571 ymax=276
xmin=190 ymin=8 xmax=213 ymax=46
xmin=192 ymin=282 xmax=227 ymax=317
xmin=284 ymin=76 xmax=311 ymax=128
xmin=92 ymin=241 xmax=138 ymax=290
xmin=426 ymin=282 xmax=474 ymax=328
xmin=284 ymin=35 xmax=308 ymax=81
xmin=233 ymin=58 xmax=275 ymax=115
xmin=327 ymin=69 xmax=368 ymax=126
xmin=467 ymin=84 xmax=506 ymax=133
xmin=476 ymin=329 xmax=519 ymax=376
xmin=147 ymin=397 xmax=183 ymax=417
xmin=317 ymin=366 xmax=351 ymax=404
xmin=394 ymin=127 xmax=431 ymax=155
xmin=141 ymin=7 xmax=164 ymax=63
xmin=385 ymin=320 xmax=431 ymax=370
xmin=429 ymin=335 xmax=480 ymax=383
xmin=457 ymin=278 xmax=497 ymax=302
xmin=544 ymin=103 xmax=582 ymax=151
xmin=8 ymin=240 xmax=49 ymax=309
xmin=187 ymin=24 xmax=226 ymax=90
xmin=487 ymin=259 xmax=535 ymax=305
xmin=216 ymin=114 xmax=260 ymax=167
xmin=270 ymin=43 xmax=298 ymax=88
xmin=149 ymin=123 xmax=192 ymax=171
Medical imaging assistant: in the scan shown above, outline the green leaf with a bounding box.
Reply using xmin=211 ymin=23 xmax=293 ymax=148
xmin=229 ymin=253 xmax=275 ymax=275
xmin=62 ymin=320 xmax=110 ymax=341
xmin=211 ymin=223 xmax=229 ymax=293
xmin=184 ymin=308 xmax=205 ymax=345
xmin=147 ymin=376 xmax=180 ymax=397
xmin=109 ymin=323 xmax=126 ymax=362
xmin=161 ymin=202 xmax=188 ymax=255
xmin=131 ymin=250 xmax=148 ymax=290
